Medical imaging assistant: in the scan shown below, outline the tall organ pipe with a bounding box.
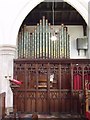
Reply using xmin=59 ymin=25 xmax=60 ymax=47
xmin=18 ymin=16 xmax=70 ymax=59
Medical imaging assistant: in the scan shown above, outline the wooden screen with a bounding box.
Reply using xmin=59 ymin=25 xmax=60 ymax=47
xmin=13 ymin=59 xmax=90 ymax=114
xmin=18 ymin=16 xmax=70 ymax=59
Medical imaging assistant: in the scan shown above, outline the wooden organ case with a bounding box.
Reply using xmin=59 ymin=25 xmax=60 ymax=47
xmin=13 ymin=16 xmax=90 ymax=114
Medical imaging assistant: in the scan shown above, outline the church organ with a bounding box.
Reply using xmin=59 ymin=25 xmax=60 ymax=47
xmin=18 ymin=16 xmax=70 ymax=59
xmin=13 ymin=16 xmax=90 ymax=114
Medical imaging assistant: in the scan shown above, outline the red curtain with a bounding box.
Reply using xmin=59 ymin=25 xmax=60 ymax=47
xmin=85 ymin=74 xmax=90 ymax=89
xmin=73 ymin=74 xmax=82 ymax=90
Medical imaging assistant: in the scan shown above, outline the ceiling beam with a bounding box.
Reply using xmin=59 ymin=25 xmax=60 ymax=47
xmin=31 ymin=10 xmax=78 ymax=13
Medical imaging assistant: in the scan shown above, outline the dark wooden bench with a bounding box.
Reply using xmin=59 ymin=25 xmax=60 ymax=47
xmin=0 ymin=92 xmax=6 ymax=119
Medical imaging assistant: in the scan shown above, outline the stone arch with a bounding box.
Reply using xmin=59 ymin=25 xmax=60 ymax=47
xmin=10 ymin=0 xmax=88 ymax=46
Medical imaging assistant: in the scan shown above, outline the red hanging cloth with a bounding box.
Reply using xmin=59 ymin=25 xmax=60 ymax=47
xmin=73 ymin=74 xmax=82 ymax=90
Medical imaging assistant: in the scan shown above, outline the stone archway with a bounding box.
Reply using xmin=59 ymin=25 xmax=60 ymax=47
xmin=10 ymin=0 xmax=88 ymax=46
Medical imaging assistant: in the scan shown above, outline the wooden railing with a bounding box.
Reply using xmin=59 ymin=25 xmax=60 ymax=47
xmin=0 ymin=92 xmax=6 ymax=119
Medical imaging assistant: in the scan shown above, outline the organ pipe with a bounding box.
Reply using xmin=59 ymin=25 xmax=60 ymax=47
xmin=37 ymin=23 xmax=40 ymax=58
xmin=40 ymin=20 xmax=42 ymax=58
xmin=28 ymin=32 xmax=30 ymax=58
xmin=42 ymin=16 xmax=45 ymax=59
xmin=34 ymin=27 xmax=37 ymax=59
xmin=45 ymin=19 xmax=48 ymax=58
xmin=18 ymin=16 xmax=70 ymax=59
xmin=48 ymin=23 xmax=51 ymax=58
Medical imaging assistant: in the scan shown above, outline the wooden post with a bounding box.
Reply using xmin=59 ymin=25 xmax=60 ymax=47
xmin=47 ymin=63 xmax=50 ymax=114
xmin=85 ymin=80 xmax=89 ymax=112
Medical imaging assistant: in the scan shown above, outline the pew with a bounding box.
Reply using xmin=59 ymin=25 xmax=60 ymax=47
xmin=0 ymin=92 xmax=6 ymax=119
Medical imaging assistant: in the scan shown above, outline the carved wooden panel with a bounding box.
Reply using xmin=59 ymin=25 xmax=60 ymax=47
xmin=61 ymin=64 xmax=71 ymax=89
xmin=61 ymin=91 xmax=71 ymax=113
xmin=16 ymin=91 xmax=25 ymax=112
xmin=13 ymin=59 xmax=90 ymax=114
xmin=49 ymin=90 xmax=60 ymax=113
xmin=26 ymin=91 xmax=36 ymax=113
xmin=37 ymin=91 xmax=48 ymax=113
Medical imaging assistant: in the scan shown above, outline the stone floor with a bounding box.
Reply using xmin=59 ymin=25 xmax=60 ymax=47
xmin=4 ymin=113 xmax=87 ymax=120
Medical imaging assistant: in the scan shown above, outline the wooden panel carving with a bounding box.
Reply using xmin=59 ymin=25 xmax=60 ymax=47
xmin=16 ymin=92 xmax=25 ymax=112
xmin=61 ymin=91 xmax=71 ymax=113
xmin=37 ymin=91 xmax=48 ymax=113
xmin=49 ymin=90 xmax=59 ymax=113
xmin=13 ymin=59 xmax=90 ymax=114
xmin=26 ymin=91 xmax=36 ymax=113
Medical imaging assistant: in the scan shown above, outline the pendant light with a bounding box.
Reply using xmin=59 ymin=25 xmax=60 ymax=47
xmin=51 ymin=1 xmax=57 ymax=41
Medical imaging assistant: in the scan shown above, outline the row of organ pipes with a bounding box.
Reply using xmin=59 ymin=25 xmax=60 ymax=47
xmin=18 ymin=16 xmax=70 ymax=59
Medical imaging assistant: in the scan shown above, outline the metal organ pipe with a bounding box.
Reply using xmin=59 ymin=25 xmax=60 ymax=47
xmin=18 ymin=16 xmax=70 ymax=59
xmin=40 ymin=20 xmax=42 ymax=58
